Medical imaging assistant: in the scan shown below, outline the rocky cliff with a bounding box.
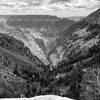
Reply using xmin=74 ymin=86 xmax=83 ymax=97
xmin=0 ymin=15 xmax=74 ymax=65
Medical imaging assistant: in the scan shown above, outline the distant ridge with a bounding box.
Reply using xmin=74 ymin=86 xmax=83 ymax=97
xmin=67 ymin=16 xmax=85 ymax=21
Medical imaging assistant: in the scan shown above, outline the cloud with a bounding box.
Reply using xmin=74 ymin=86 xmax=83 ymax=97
xmin=22 ymin=0 xmax=43 ymax=6
xmin=0 ymin=0 xmax=100 ymax=17
xmin=48 ymin=0 xmax=100 ymax=10
xmin=49 ymin=0 xmax=70 ymax=4
xmin=66 ymin=0 xmax=100 ymax=9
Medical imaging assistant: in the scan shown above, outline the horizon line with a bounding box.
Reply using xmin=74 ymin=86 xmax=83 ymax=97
xmin=0 ymin=14 xmax=86 ymax=18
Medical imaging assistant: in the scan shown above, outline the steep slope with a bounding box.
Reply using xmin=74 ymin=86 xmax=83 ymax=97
xmin=52 ymin=8 xmax=100 ymax=100
xmin=0 ymin=33 xmax=49 ymax=98
xmin=0 ymin=15 xmax=74 ymax=65
xmin=85 ymin=8 xmax=100 ymax=25
xmin=58 ymin=8 xmax=100 ymax=63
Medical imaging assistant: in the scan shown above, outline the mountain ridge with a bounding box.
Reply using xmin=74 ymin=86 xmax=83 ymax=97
xmin=55 ymin=8 xmax=100 ymax=100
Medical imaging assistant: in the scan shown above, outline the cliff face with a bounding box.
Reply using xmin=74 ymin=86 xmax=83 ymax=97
xmin=85 ymin=8 xmax=100 ymax=25
xmin=0 ymin=15 xmax=74 ymax=65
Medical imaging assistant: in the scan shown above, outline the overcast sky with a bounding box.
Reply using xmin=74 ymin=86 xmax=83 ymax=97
xmin=0 ymin=0 xmax=100 ymax=17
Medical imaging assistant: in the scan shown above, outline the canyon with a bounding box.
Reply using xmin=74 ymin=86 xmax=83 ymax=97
xmin=0 ymin=8 xmax=100 ymax=100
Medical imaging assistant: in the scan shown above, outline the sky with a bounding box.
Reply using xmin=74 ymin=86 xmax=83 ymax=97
xmin=0 ymin=0 xmax=100 ymax=17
